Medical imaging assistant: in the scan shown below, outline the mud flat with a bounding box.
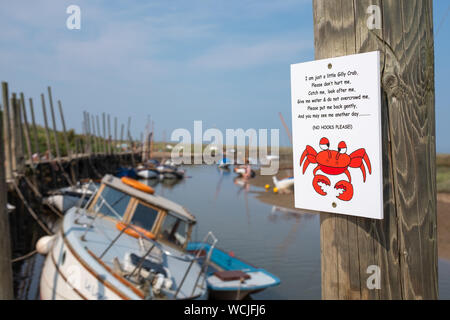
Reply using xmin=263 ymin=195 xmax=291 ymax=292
xmin=251 ymin=155 xmax=450 ymax=261
xmin=438 ymin=193 xmax=450 ymax=260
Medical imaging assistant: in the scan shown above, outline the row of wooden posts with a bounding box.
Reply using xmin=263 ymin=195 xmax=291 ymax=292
xmin=0 ymin=81 xmax=144 ymax=299
xmin=1 ymin=81 xmax=142 ymax=183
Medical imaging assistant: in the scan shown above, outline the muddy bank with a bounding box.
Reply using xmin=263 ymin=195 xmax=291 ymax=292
xmin=250 ymin=170 xmax=450 ymax=260
xmin=438 ymin=194 xmax=450 ymax=260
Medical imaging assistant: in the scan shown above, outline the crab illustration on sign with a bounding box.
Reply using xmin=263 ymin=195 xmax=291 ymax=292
xmin=299 ymin=137 xmax=372 ymax=201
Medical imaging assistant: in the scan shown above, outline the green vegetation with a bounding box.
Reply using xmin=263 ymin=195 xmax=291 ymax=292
xmin=24 ymin=125 xmax=127 ymax=157
xmin=437 ymin=154 xmax=450 ymax=193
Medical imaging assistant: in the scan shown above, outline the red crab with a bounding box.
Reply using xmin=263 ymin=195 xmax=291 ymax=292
xmin=299 ymin=137 xmax=372 ymax=201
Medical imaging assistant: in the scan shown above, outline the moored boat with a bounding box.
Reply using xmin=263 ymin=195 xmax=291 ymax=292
xmin=186 ymin=242 xmax=280 ymax=300
xmin=272 ymin=176 xmax=294 ymax=192
xmin=218 ymin=157 xmax=231 ymax=169
xmin=43 ymin=182 xmax=99 ymax=213
xmin=137 ymin=169 xmax=159 ymax=179
xmin=38 ymin=175 xmax=209 ymax=300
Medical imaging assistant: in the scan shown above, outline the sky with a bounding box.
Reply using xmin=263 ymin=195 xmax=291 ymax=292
xmin=0 ymin=0 xmax=449 ymax=152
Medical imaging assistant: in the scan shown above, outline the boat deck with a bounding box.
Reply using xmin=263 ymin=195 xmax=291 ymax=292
xmin=62 ymin=208 xmax=206 ymax=299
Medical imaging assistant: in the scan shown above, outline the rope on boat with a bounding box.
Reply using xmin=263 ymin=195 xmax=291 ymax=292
xmin=11 ymin=180 xmax=53 ymax=235
xmin=11 ymin=250 xmax=37 ymax=263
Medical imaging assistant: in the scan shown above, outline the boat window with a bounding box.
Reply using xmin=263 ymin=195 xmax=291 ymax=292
xmin=160 ymin=214 xmax=189 ymax=247
xmin=93 ymin=186 xmax=131 ymax=219
xmin=130 ymin=203 xmax=159 ymax=231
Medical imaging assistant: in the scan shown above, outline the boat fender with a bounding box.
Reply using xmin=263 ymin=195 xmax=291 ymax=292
xmin=121 ymin=177 xmax=155 ymax=194
xmin=153 ymin=274 xmax=165 ymax=294
xmin=36 ymin=235 xmax=56 ymax=255
xmin=163 ymin=277 xmax=173 ymax=290
xmin=116 ymin=222 xmax=156 ymax=240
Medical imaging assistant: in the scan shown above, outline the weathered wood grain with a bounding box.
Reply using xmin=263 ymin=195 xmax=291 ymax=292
xmin=58 ymin=100 xmax=72 ymax=158
xmin=20 ymin=93 xmax=33 ymax=162
xmin=107 ymin=114 xmax=112 ymax=154
xmin=0 ymin=111 xmax=14 ymax=299
xmin=314 ymin=0 xmax=437 ymax=299
xmin=114 ymin=117 xmax=118 ymax=154
xmin=40 ymin=93 xmax=53 ymax=159
xmin=102 ymin=112 xmax=107 ymax=153
xmin=47 ymin=87 xmax=61 ymax=160
xmin=10 ymin=93 xmax=25 ymax=174
xmin=28 ymin=98 xmax=40 ymax=160
xmin=1 ymin=82 xmax=13 ymax=180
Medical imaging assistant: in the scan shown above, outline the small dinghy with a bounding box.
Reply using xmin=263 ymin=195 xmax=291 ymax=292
xmin=116 ymin=167 xmax=138 ymax=179
xmin=38 ymin=175 xmax=209 ymax=300
xmin=43 ymin=182 xmax=98 ymax=214
xmin=163 ymin=159 xmax=178 ymax=167
xmin=272 ymin=176 xmax=294 ymax=192
xmin=218 ymin=157 xmax=231 ymax=169
xmin=186 ymin=242 xmax=280 ymax=300
xmin=137 ymin=169 xmax=159 ymax=179
xmin=156 ymin=165 xmax=185 ymax=180
xmin=7 ymin=203 xmax=16 ymax=213
xmin=233 ymin=165 xmax=256 ymax=178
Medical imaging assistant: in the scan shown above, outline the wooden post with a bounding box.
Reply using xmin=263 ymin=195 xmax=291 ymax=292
xmin=102 ymin=113 xmax=107 ymax=153
xmin=47 ymin=86 xmax=61 ymax=160
xmin=91 ymin=114 xmax=98 ymax=154
xmin=10 ymin=93 xmax=25 ymax=174
xmin=58 ymin=100 xmax=72 ymax=158
xmin=314 ymin=0 xmax=437 ymax=299
xmin=107 ymin=114 xmax=112 ymax=154
xmin=0 ymin=110 xmax=14 ymax=299
xmin=128 ymin=131 xmax=136 ymax=167
xmin=1 ymin=82 xmax=13 ymax=180
xmin=114 ymin=116 xmax=118 ymax=154
xmin=41 ymin=93 xmax=53 ymax=160
xmin=127 ymin=116 xmax=131 ymax=153
xmin=120 ymin=123 xmax=124 ymax=152
xmin=81 ymin=116 xmax=87 ymax=154
xmin=95 ymin=115 xmax=101 ymax=154
xmin=20 ymin=93 xmax=33 ymax=163
xmin=142 ymin=122 xmax=148 ymax=162
xmin=85 ymin=111 xmax=92 ymax=155
xmin=150 ymin=120 xmax=154 ymax=160
xmin=29 ymin=98 xmax=40 ymax=161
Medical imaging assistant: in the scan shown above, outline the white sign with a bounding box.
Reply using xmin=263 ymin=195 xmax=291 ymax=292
xmin=290 ymin=51 xmax=383 ymax=219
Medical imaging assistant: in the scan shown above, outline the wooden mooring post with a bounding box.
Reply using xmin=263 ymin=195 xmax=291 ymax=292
xmin=47 ymin=86 xmax=61 ymax=160
xmin=20 ymin=93 xmax=33 ymax=164
xmin=1 ymin=82 xmax=13 ymax=181
xmin=58 ymin=100 xmax=72 ymax=158
xmin=10 ymin=93 xmax=25 ymax=175
xmin=41 ymin=94 xmax=53 ymax=160
xmin=29 ymin=98 xmax=40 ymax=161
xmin=0 ymin=109 xmax=14 ymax=299
xmin=314 ymin=0 xmax=437 ymax=299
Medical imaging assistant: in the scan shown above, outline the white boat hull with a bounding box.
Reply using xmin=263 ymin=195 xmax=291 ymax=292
xmin=273 ymin=176 xmax=294 ymax=191
xmin=43 ymin=195 xmax=88 ymax=213
xmin=40 ymin=233 xmax=127 ymax=300
xmin=137 ymin=170 xmax=158 ymax=179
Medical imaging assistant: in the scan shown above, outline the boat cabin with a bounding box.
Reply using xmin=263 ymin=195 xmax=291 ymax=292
xmin=87 ymin=175 xmax=196 ymax=251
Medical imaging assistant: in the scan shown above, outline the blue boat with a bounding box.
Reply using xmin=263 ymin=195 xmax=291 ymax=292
xmin=218 ymin=157 xmax=231 ymax=169
xmin=116 ymin=167 xmax=138 ymax=179
xmin=186 ymin=242 xmax=280 ymax=300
